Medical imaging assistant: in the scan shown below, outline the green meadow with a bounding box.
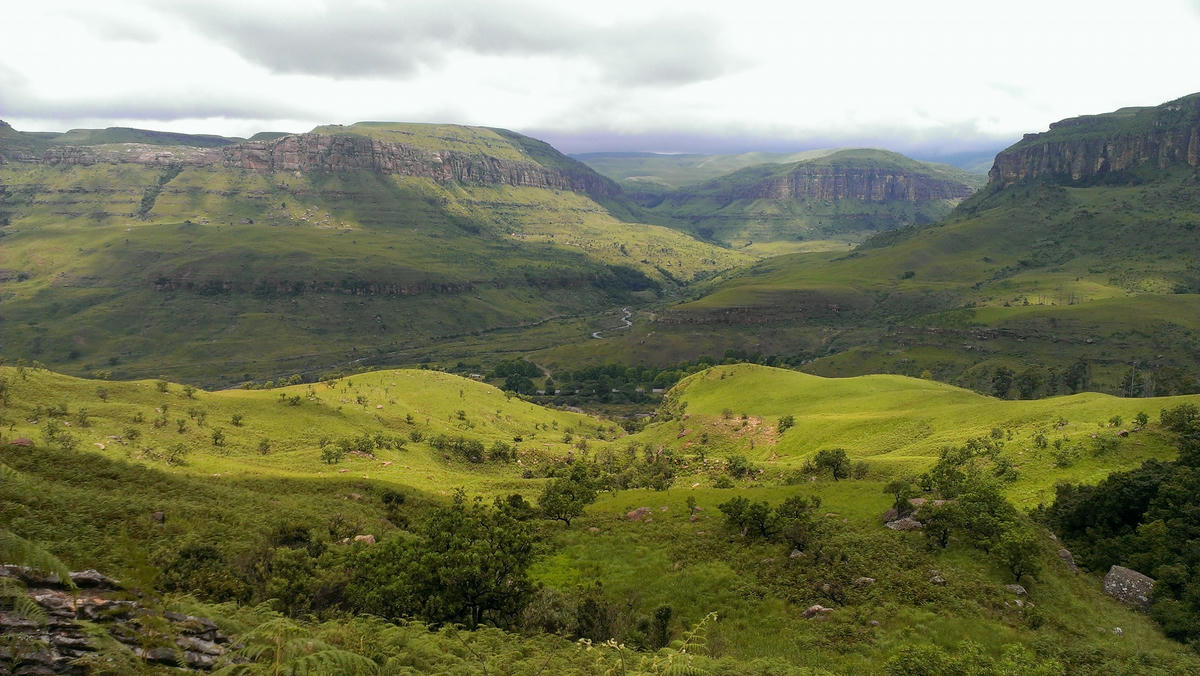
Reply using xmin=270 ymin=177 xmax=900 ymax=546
xmin=4 ymin=364 xmax=1200 ymax=672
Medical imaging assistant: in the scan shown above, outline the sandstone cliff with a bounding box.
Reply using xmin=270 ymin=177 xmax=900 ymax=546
xmin=11 ymin=128 xmax=618 ymax=197
xmin=220 ymin=133 xmax=618 ymax=196
xmin=989 ymin=93 xmax=1200 ymax=186
xmin=667 ymin=149 xmax=977 ymax=206
xmin=733 ymin=165 xmax=974 ymax=202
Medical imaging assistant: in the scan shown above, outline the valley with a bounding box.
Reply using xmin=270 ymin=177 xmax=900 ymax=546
xmin=3 ymin=87 xmax=1200 ymax=675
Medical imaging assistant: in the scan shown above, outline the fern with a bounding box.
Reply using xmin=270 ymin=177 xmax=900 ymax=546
xmin=214 ymin=613 xmax=381 ymax=675
xmin=1 ymin=461 xmax=76 ymax=624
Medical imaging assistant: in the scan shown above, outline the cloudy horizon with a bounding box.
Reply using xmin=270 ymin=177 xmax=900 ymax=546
xmin=3 ymin=0 xmax=1199 ymax=161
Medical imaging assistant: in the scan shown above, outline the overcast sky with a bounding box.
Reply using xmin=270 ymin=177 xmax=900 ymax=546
xmin=3 ymin=0 xmax=1199 ymax=158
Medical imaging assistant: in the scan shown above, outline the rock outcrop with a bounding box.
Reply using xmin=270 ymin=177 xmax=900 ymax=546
xmin=0 ymin=565 xmax=232 ymax=673
xmin=989 ymin=93 xmax=1200 ymax=186
xmin=735 ymin=165 xmax=974 ymax=202
xmin=25 ymin=130 xmax=618 ymax=197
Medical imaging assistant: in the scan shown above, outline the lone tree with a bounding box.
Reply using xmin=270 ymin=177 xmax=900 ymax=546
xmin=538 ymin=465 xmax=598 ymax=526
xmin=813 ymin=448 xmax=851 ymax=480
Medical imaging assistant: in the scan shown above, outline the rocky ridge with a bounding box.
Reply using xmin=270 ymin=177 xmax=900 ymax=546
xmin=989 ymin=93 xmax=1200 ymax=186
xmin=12 ymin=130 xmax=618 ymax=197
xmin=732 ymin=165 xmax=974 ymax=202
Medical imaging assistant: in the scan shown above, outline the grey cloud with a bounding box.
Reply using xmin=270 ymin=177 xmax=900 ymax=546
xmin=162 ymin=0 xmax=737 ymax=85
xmin=0 ymin=65 xmax=315 ymax=123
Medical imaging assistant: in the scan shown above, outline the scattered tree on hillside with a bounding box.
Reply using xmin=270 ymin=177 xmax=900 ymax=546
xmin=813 ymin=448 xmax=851 ymax=480
xmin=991 ymin=367 xmax=1014 ymax=399
xmin=538 ymin=465 xmax=598 ymax=526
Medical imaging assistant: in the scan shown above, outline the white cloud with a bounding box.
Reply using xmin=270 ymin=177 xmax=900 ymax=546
xmin=1 ymin=0 xmax=1197 ymax=154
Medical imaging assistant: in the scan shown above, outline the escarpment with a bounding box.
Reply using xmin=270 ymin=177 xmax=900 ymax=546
xmin=734 ymin=165 xmax=974 ymax=202
xmin=989 ymin=93 xmax=1200 ymax=186
xmin=17 ymin=130 xmax=618 ymax=197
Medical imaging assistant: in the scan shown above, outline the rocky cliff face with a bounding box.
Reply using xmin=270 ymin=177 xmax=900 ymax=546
xmin=736 ymin=166 xmax=973 ymax=202
xmin=989 ymin=94 xmax=1200 ymax=186
xmin=26 ymin=132 xmax=618 ymax=197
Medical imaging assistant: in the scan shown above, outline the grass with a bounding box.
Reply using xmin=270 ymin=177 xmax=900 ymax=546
xmin=4 ymin=364 xmax=1200 ymax=672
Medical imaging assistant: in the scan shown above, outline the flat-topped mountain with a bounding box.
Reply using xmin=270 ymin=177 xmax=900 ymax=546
xmin=625 ymin=148 xmax=982 ymax=254
xmin=675 ymin=149 xmax=980 ymax=202
xmin=990 ymin=92 xmax=1200 ymax=186
xmin=2 ymin=121 xmax=619 ymax=197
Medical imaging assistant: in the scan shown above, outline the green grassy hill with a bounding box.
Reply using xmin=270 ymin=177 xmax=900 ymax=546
xmin=0 ymin=122 xmax=749 ymax=386
xmin=4 ymin=364 xmax=1200 ymax=673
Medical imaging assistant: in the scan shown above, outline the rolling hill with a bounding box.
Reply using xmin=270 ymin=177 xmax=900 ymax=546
xmin=4 ymin=364 xmax=1200 ymax=673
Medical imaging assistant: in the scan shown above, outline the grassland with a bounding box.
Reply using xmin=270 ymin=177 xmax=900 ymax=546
xmin=5 ymin=364 xmax=1200 ymax=672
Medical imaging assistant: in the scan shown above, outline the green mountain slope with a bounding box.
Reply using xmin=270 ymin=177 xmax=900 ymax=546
xmin=5 ymin=364 xmax=1200 ymax=673
xmin=557 ymin=94 xmax=1200 ymax=395
xmin=0 ymin=122 xmax=749 ymax=385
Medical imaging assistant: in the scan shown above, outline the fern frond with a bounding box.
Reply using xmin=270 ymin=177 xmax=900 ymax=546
xmin=8 ymin=593 xmax=49 ymax=624
xmin=0 ymin=461 xmax=24 ymax=484
xmin=286 ymin=649 xmax=380 ymax=675
xmin=0 ymin=530 xmax=75 ymax=589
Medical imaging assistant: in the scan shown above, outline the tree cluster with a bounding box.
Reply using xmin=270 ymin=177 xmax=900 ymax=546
xmin=1041 ymin=403 xmax=1200 ymax=646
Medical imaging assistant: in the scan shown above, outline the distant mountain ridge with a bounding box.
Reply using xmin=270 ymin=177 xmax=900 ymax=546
xmin=621 ymin=148 xmax=982 ymax=253
xmin=673 ymin=149 xmax=980 ymax=203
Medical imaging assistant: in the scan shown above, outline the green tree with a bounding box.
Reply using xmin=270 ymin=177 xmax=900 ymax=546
xmin=991 ymin=367 xmax=1015 ymax=399
xmin=538 ymin=465 xmax=597 ymax=526
xmin=813 ymin=448 xmax=851 ymax=480
xmin=995 ymin=525 xmax=1042 ymax=581
xmin=349 ymin=493 xmax=534 ymax=628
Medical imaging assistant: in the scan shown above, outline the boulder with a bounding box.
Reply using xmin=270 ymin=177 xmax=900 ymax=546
xmin=885 ymin=517 xmax=923 ymax=531
xmin=626 ymin=507 xmax=652 ymax=521
xmin=1103 ymin=565 xmax=1155 ymax=610
xmin=802 ymin=604 xmax=833 ymax=619
xmin=353 ymin=534 xmax=376 ymax=545
xmin=7 ymin=437 xmax=33 ymax=447
xmin=929 ymin=573 xmax=947 ymax=586
xmin=1005 ymin=584 xmax=1027 ymax=596
xmin=854 ymin=577 xmax=876 ymax=586
xmin=1057 ymin=548 xmax=1079 ymax=573
xmin=70 ymin=569 xmax=121 ymax=589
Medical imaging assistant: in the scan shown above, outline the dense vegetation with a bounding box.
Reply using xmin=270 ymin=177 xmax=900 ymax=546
xmin=1042 ymin=403 xmax=1200 ymax=648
